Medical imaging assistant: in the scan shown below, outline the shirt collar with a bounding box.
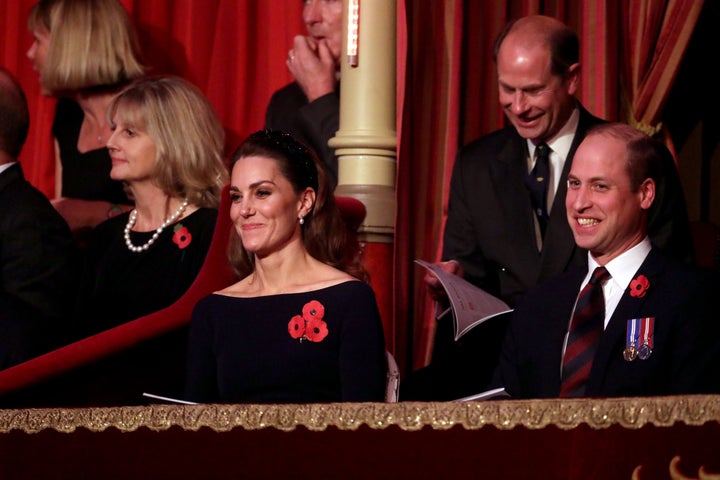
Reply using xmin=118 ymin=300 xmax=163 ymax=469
xmin=527 ymin=107 xmax=580 ymax=162
xmin=588 ymin=237 xmax=652 ymax=290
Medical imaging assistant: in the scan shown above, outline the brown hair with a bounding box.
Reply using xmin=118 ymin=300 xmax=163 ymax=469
xmin=584 ymin=122 xmax=667 ymax=193
xmin=227 ymin=129 xmax=368 ymax=282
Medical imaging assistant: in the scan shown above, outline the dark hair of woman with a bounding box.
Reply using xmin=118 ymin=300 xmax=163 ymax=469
xmin=227 ymin=129 xmax=368 ymax=282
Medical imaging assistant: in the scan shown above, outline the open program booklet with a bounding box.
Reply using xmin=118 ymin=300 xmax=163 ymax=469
xmin=416 ymin=259 xmax=514 ymax=341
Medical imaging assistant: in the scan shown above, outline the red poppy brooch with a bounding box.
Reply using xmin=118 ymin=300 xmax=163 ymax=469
xmin=288 ymin=300 xmax=328 ymax=343
xmin=629 ymin=274 xmax=650 ymax=298
xmin=172 ymin=224 xmax=192 ymax=249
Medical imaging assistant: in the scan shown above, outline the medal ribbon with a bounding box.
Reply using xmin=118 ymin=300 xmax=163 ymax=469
xmin=639 ymin=317 xmax=654 ymax=349
xmin=626 ymin=319 xmax=639 ymax=348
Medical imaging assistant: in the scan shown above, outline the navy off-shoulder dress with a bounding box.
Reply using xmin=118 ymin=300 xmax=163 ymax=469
xmin=184 ymin=280 xmax=387 ymax=403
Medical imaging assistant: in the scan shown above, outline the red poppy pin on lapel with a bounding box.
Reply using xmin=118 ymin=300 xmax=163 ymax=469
xmin=629 ymin=274 xmax=650 ymax=298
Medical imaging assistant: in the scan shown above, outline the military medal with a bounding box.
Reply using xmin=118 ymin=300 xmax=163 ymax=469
xmin=637 ymin=317 xmax=654 ymax=360
xmin=624 ymin=319 xmax=639 ymax=361
xmin=638 ymin=343 xmax=652 ymax=360
xmin=626 ymin=317 xmax=655 ymax=361
xmin=623 ymin=344 xmax=638 ymax=361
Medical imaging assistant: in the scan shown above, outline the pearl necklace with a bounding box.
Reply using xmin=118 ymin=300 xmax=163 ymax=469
xmin=124 ymin=198 xmax=189 ymax=252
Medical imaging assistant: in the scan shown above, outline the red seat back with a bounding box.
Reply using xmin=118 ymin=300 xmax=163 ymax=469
xmin=0 ymin=186 xmax=237 ymax=403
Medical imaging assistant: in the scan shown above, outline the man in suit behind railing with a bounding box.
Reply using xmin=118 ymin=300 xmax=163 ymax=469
xmin=402 ymin=15 xmax=694 ymax=401
xmin=492 ymin=123 xmax=720 ymax=398
xmin=0 ymin=66 xmax=77 ymax=369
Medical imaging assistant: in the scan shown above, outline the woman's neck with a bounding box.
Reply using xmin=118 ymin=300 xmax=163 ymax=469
xmin=249 ymin=246 xmax=319 ymax=295
xmin=130 ymin=187 xmax=189 ymax=232
xmin=75 ymin=91 xmax=116 ymax=153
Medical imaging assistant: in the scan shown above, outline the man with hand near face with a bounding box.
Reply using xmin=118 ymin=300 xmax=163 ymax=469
xmin=266 ymin=0 xmax=343 ymax=188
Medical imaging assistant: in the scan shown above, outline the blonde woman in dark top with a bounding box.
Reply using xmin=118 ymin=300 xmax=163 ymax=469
xmin=74 ymin=75 xmax=227 ymax=337
xmin=27 ymin=0 xmax=145 ymax=240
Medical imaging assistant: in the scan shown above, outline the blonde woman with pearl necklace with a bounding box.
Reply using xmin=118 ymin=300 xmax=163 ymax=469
xmin=73 ymin=76 xmax=227 ymax=343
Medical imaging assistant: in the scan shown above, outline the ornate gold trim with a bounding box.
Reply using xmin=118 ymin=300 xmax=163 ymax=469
xmin=2 ymin=395 xmax=719 ymax=434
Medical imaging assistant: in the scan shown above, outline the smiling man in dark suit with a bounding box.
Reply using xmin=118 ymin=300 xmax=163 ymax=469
xmin=0 ymin=67 xmax=77 ymax=369
xmin=402 ymin=15 xmax=694 ymax=401
xmin=492 ymin=122 xmax=720 ymax=398
xmin=434 ymin=14 xmax=693 ymax=311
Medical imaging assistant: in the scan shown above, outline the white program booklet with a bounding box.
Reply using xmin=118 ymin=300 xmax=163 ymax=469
xmin=416 ymin=259 xmax=514 ymax=340
xmin=142 ymin=392 xmax=199 ymax=405
xmin=454 ymin=387 xmax=510 ymax=401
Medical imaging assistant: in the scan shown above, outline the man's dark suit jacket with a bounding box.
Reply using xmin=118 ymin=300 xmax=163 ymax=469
xmin=400 ymin=104 xmax=694 ymax=401
xmin=442 ymin=104 xmax=694 ymax=308
xmin=0 ymin=163 xmax=77 ymax=369
xmin=493 ymin=248 xmax=720 ymax=398
xmin=265 ymin=82 xmax=340 ymax=187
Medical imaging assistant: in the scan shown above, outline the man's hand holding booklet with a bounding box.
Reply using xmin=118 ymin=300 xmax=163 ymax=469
xmin=416 ymin=259 xmax=514 ymax=401
xmin=416 ymin=259 xmax=513 ymax=340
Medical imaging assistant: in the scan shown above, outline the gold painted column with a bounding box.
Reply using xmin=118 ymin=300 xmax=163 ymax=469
xmin=331 ymin=0 xmax=397 ymax=350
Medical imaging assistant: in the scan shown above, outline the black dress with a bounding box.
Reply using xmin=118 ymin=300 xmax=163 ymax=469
xmin=74 ymin=207 xmax=217 ymax=336
xmin=184 ymin=280 xmax=387 ymax=403
xmin=52 ymin=97 xmax=131 ymax=204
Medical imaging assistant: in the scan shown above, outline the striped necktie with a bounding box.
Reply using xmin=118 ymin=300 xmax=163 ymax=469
xmin=560 ymin=266 xmax=611 ymax=397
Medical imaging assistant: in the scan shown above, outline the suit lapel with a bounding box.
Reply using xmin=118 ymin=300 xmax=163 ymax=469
xmin=0 ymin=163 xmax=23 ymax=194
xmin=587 ymin=249 xmax=666 ymax=391
xmin=539 ymin=106 xmax=604 ymax=281
xmin=492 ymin=132 xmax=542 ymax=273
xmin=493 ymin=132 xmax=534 ymax=227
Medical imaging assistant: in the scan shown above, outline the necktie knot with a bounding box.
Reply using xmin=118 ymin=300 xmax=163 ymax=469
xmin=589 ymin=266 xmax=610 ymax=286
xmin=536 ymin=142 xmax=549 ymax=160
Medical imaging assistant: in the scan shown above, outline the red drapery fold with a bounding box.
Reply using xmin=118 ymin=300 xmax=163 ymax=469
xmin=2 ymin=0 xmax=304 ymax=197
xmin=2 ymin=0 xmax=700 ymax=375
xmin=620 ymin=0 xmax=703 ymax=150
xmin=398 ymin=0 xmax=623 ymax=371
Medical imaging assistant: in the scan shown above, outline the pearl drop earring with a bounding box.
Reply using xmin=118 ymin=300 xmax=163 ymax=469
xmin=299 ymin=216 xmax=304 ymax=225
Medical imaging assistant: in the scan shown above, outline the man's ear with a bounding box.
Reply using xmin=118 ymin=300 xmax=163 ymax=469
xmin=639 ymin=178 xmax=655 ymax=210
xmin=566 ymin=62 xmax=581 ymax=95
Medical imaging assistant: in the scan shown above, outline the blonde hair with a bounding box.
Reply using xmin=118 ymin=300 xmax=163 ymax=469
xmin=107 ymin=76 xmax=228 ymax=208
xmin=28 ymin=0 xmax=145 ymax=93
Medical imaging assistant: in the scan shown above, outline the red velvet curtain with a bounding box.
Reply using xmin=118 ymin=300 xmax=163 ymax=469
xmin=1 ymin=0 xmax=699 ymax=375
xmin=620 ymin=0 xmax=703 ymax=151
xmin=397 ymin=0 xmax=622 ymax=370
xmin=1 ymin=0 xmax=304 ymax=198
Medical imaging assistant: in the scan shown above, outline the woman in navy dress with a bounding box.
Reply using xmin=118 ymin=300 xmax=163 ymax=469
xmin=184 ymin=130 xmax=387 ymax=403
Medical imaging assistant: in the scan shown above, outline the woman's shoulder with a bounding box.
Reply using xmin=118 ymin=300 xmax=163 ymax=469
xmin=214 ymin=278 xmax=373 ymax=300
xmin=299 ymin=279 xmax=377 ymax=304
xmin=53 ymin=97 xmax=83 ymax=123
xmin=183 ymin=207 xmax=217 ymax=224
xmin=92 ymin=211 xmax=131 ymax=237
xmin=174 ymin=207 xmax=218 ymax=238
